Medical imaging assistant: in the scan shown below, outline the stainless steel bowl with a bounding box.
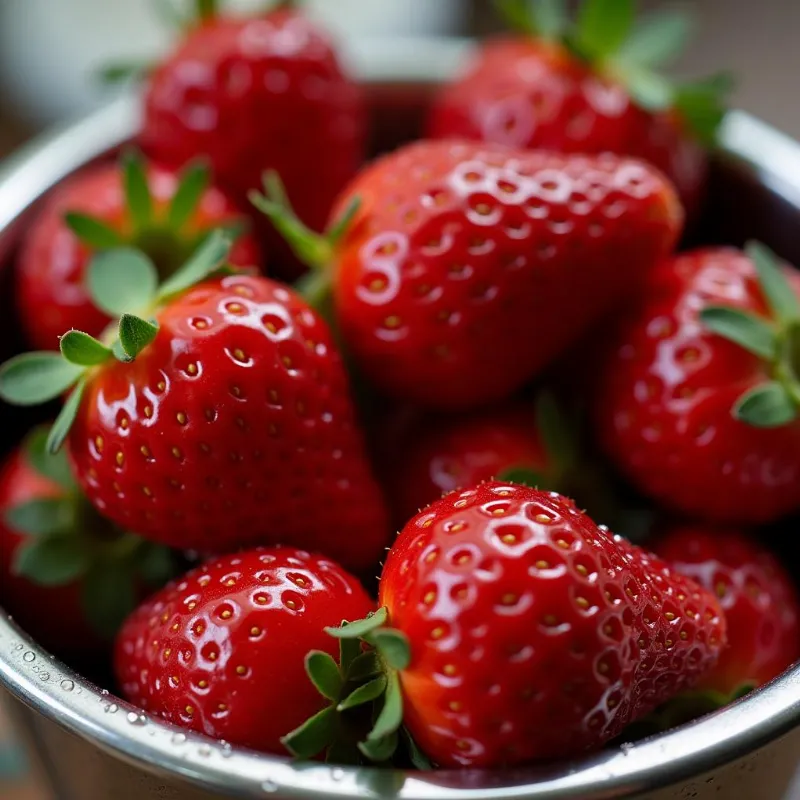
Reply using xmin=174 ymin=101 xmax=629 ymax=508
xmin=2 ymin=36 xmax=800 ymax=800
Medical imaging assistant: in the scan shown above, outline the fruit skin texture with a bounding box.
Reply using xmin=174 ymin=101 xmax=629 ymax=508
xmin=68 ymin=274 xmax=389 ymax=570
xmin=428 ymin=39 xmax=707 ymax=220
xmin=656 ymin=526 xmax=800 ymax=696
xmin=594 ymin=247 xmax=800 ymax=524
xmin=15 ymin=162 xmax=260 ymax=351
xmin=0 ymin=448 xmax=99 ymax=657
xmin=379 ymin=482 xmax=725 ymax=767
xmin=332 ymin=139 xmax=682 ymax=410
xmin=141 ymin=9 xmax=364 ymax=265
xmin=115 ymin=548 xmax=374 ymax=754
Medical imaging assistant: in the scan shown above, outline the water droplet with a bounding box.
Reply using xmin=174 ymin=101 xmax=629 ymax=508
xmin=331 ymin=768 xmax=344 ymax=782
xmin=22 ymin=651 xmax=35 ymax=663
xmin=61 ymin=680 xmax=75 ymax=692
xmin=262 ymin=779 xmax=278 ymax=793
xmin=620 ymin=743 xmax=634 ymax=756
xmin=220 ymin=742 xmax=233 ymax=759
xmin=101 ymin=689 xmax=110 ymax=697
xmin=127 ymin=712 xmax=147 ymax=726
xmin=198 ymin=745 xmax=212 ymax=757
xmin=172 ymin=733 xmax=187 ymax=745
xmin=15 ymin=644 xmax=23 ymax=652
xmin=104 ymin=704 xmax=119 ymax=715
xmin=39 ymin=672 xmax=50 ymax=682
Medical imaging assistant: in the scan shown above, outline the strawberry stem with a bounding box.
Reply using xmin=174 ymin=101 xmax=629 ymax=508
xmin=195 ymin=0 xmax=218 ymax=22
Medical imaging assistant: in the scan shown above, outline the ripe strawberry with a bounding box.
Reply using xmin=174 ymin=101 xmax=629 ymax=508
xmin=140 ymin=0 xmax=365 ymax=270
xmin=115 ymin=548 xmax=375 ymax=755
xmin=0 ymin=235 xmax=389 ymax=571
xmin=429 ymin=0 xmax=731 ymax=219
xmin=0 ymin=427 xmax=173 ymax=661
xmin=594 ymin=243 xmax=800 ymax=524
xmin=292 ymin=482 xmax=725 ymax=767
xmin=255 ymin=140 xmax=682 ymax=409
xmin=16 ymin=153 xmax=260 ymax=351
xmin=655 ymin=526 xmax=800 ymax=699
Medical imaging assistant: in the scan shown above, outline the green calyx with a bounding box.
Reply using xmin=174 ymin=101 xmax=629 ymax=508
xmin=6 ymin=427 xmax=175 ymax=637
xmin=700 ymin=241 xmax=800 ymax=429
xmin=283 ymin=609 xmax=431 ymax=768
xmin=493 ymin=0 xmax=733 ymax=145
xmin=0 ymin=231 xmax=233 ymax=454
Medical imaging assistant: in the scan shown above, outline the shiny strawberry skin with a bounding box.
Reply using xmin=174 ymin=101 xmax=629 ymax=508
xmin=15 ymin=162 xmax=261 ymax=351
xmin=332 ymin=140 xmax=682 ymax=409
xmin=68 ymin=274 xmax=389 ymax=570
xmin=594 ymin=248 xmax=800 ymax=523
xmin=141 ymin=10 xmax=365 ymax=263
xmin=115 ymin=548 xmax=374 ymax=754
xmin=429 ymin=39 xmax=706 ymax=219
xmin=379 ymin=482 xmax=725 ymax=767
xmin=656 ymin=526 xmax=800 ymax=695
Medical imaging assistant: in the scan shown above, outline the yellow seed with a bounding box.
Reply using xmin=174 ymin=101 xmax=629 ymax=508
xmin=177 ymin=412 xmax=187 ymax=425
xmin=217 ymin=703 xmax=227 ymax=712
xmin=575 ymin=597 xmax=589 ymax=609
xmin=220 ymin=610 xmax=232 ymax=620
xmin=421 ymin=518 xmax=433 ymax=528
xmin=442 ymin=664 xmax=457 ymax=676
xmin=281 ymin=356 xmax=293 ymax=369
xmin=501 ymin=533 xmax=517 ymax=544
xmin=449 ymin=701 xmax=462 ymax=712
xmin=197 ymin=680 xmax=208 ymax=689
xmin=120 ymin=418 xmax=129 ymax=430
xmin=250 ymin=627 xmax=261 ymax=637
xmin=535 ymin=514 xmax=552 ymax=523
xmin=544 ymin=615 xmax=558 ymax=626
xmin=116 ymin=452 xmax=124 ymax=466
xmin=187 ymin=363 xmax=198 ymax=376
xmin=95 ymin=436 xmax=104 ymax=452
xmin=425 ymin=550 xmax=438 ymax=563
xmin=140 ymin=445 xmax=151 ymax=458
xmin=236 ymin=666 xmax=247 ymax=676
xmin=142 ymin=486 xmax=152 ymax=497
xmin=431 ymin=627 xmax=445 ymax=640
xmin=185 ymin=706 xmax=194 ymax=715
xmin=233 ymin=349 xmax=246 ymax=362
xmin=225 ymin=578 xmax=236 ymax=587
xmin=535 ymin=560 xmax=550 ymax=570
xmin=384 ymin=315 xmax=401 ymax=329
xmin=665 ymin=612 xmax=676 ymax=621
xmin=492 ymin=507 xmax=506 ymax=516
xmin=680 ymin=631 xmax=688 ymax=640
xmin=576 ymin=564 xmax=588 ymax=577
xmin=157 ymin=381 xmax=166 ymax=392
xmin=227 ymin=303 xmax=244 ymax=314
xmin=188 ymin=602 xmax=197 ymax=612
xmin=557 ymin=539 xmax=570 ymax=550
xmin=144 ymin=405 xmax=153 ymax=418
xmin=423 ymin=591 xmax=436 ymax=605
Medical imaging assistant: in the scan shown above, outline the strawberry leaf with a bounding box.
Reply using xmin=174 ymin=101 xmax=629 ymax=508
xmin=5 ymin=499 xmax=73 ymax=538
xmin=281 ymin=705 xmax=338 ymax=759
xmin=575 ymin=0 xmax=635 ymax=60
xmin=65 ymin=213 xmax=124 ymax=249
xmin=118 ymin=315 xmax=159 ymax=360
xmin=401 ymin=728 xmax=433 ymax=771
xmin=25 ymin=427 xmax=74 ymax=490
xmin=96 ymin=62 xmax=151 ymax=86
xmin=326 ymin=607 xmax=388 ymax=639
xmin=617 ymin=10 xmax=693 ymax=68
xmin=347 ymin=651 xmax=382 ymax=682
xmin=60 ymin=331 xmax=113 ymax=367
xmin=367 ymin=670 xmax=403 ymax=742
xmin=497 ymin=466 xmax=547 ymax=489
xmin=136 ymin=543 xmax=176 ymax=587
xmin=493 ymin=0 xmax=538 ymax=35
xmin=747 ymin=241 xmax=800 ymax=324
xmin=47 ymin=378 xmax=87 ymax=454
xmin=156 ymin=229 xmax=231 ymax=302
xmin=14 ymin=537 xmax=90 ymax=586
xmin=493 ymin=0 xmax=567 ymax=38
xmin=369 ymin=629 xmax=411 ymax=671
xmin=536 ymin=391 xmax=576 ymax=478
xmin=168 ymin=162 xmax=210 ymax=230
xmin=674 ymin=72 xmax=734 ymax=146
xmin=358 ymin=731 xmax=399 ymax=763
xmin=734 ymin=382 xmax=798 ymax=428
xmin=338 ymin=676 xmax=387 ymax=711
xmin=700 ymin=306 xmax=777 ymax=360
xmin=338 ymin=621 xmax=362 ymax=674
xmin=87 ymin=248 xmax=159 ymax=317
xmin=195 ymin=0 xmax=218 ymax=21
xmin=122 ymin=151 xmax=153 ymax=232
xmin=82 ymin=562 xmax=137 ymax=638
xmin=305 ymin=651 xmax=343 ymax=702
xmin=0 ymin=353 xmax=84 ymax=406
xmin=621 ymin=67 xmax=674 ymax=112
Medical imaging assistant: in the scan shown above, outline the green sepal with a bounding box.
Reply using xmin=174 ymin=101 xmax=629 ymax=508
xmin=136 ymin=543 xmax=176 ymax=587
xmin=25 ymin=427 xmax=75 ymax=490
xmin=339 ymin=621 xmax=362 ymax=675
xmin=156 ymin=229 xmax=232 ymax=302
xmin=493 ymin=0 xmax=567 ymax=39
xmin=338 ymin=676 xmax=387 ymax=712
xmin=536 ymin=391 xmax=576 ymax=478
xmin=733 ymin=382 xmax=798 ymax=428
xmin=122 ymin=150 xmax=153 ymax=232
xmin=47 ymin=378 xmax=87 ymax=454
xmin=700 ymin=306 xmax=777 ymax=360
xmin=674 ymin=72 xmax=734 ymax=147
xmin=96 ymin=61 xmax=151 ymax=86
xmin=168 ymin=162 xmax=210 ymax=230
xmin=87 ymin=248 xmax=159 ymax=317
xmin=305 ymin=651 xmax=344 ymax=702
xmin=4 ymin=499 xmax=74 ymax=538
xmin=65 ymin=213 xmax=124 ymax=249
xmin=358 ymin=731 xmax=399 ymax=764
xmin=0 ymin=353 xmax=84 ymax=407
xmin=60 ymin=331 xmax=113 ymax=367
xmin=620 ymin=67 xmax=674 ymax=112
xmin=367 ymin=670 xmax=403 ymax=742
xmin=195 ymin=0 xmax=218 ymax=22
xmin=281 ymin=705 xmax=338 ymax=760
xmin=347 ymin=651 xmax=382 ymax=682
xmin=368 ymin=629 xmax=411 ymax=671
xmin=326 ymin=607 xmax=388 ymax=639
xmin=747 ymin=241 xmax=800 ymax=324
xmin=13 ymin=536 xmax=91 ymax=587
xmin=401 ymin=728 xmax=434 ymax=771
xmin=617 ymin=9 xmax=693 ymax=69
xmin=574 ymin=0 xmax=635 ymax=60
xmin=498 ymin=466 xmax=547 ymax=490
xmin=81 ymin=562 xmax=137 ymax=639
xmin=117 ymin=315 xmax=159 ymax=360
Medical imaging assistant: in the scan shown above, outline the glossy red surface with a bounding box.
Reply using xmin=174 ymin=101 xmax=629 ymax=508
xmin=68 ymin=274 xmax=389 ymax=570
xmin=595 ymin=247 xmax=800 ymax=523
xmin=333 ymin=139 xmax=682 ymax=409
xmin=115 ymin=548 xmax=374 ymax=754
xmin=379 ymin=483 xmax=725 ymax=767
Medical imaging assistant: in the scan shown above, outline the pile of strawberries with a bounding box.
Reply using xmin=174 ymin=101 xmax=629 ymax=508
xmin=1 ymin=0 xmax=798 ymax=772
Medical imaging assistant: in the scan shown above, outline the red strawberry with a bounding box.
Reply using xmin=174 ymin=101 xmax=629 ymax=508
xmin=594 ymin=243 xmax=800 ymax=524
xmin=429 ymin=0 xmax=731 ymax=219
xmin=294 ymin=482 xmax=725 ymax=767
xmin=0 ymin=235 xmax=388 ymax=571
xmin=140 ymin=1 xmax=365 ymax=270
xmin=115 ymin=548 xmax=374 ymax=755
xmin=255 ymin=140 xmax=682 ymax=409
xmin=0 ymin=427 xmax=173 ymax=661
xmin=16 ymin=154 xmax=260 ymax=351
xmin=655 ymin=526 xmax=800 ymax=698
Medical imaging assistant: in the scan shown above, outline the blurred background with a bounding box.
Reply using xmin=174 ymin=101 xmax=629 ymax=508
xmin=1 ymin=0 xmax=800 ymax=797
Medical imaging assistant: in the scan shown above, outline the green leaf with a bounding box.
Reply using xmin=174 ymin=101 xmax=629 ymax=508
xmin=339 ymin=622 xmax=362 ymax=675
xmin=96 ymin=62 xmax=150 ymax=86
xmin=347 ymin=651 xmax=382 ymax=682
xmin=47 ymin=378 xmax=87 ymax=454
xmin=326 ymin=607 xmax=388 ymax=639
xmin=536 ymin=392 xmax=576 ymax=477
xmin=14 ymin=537 xmax=90 ymax=587
xmin=122 ymin=151 xmax=153 ymax=232
xmin=0 ymin=353 xmax=84 ymax=406
xmin=305 ymin=651 xmax=343 ymax=702
xmin=622 ymin=67 xmax=675 ymax=112
xmin=402 ymin=728 xmax=433 ymax=770
xmin=168 ymin=162 xmax=210 ymax=230
xmin=497 ymin=466 xmax=547 ymax=489
xmin=617 ymin=10 xmax=693 ymax=68
xmin=87 ymin=248 xmax=159 ymax=318
xmin=25 ymin=427 xmax=74 ymax=490
xmin=358 ymin=731 xmax=398 ymax=764
xmin=367 ymin=670 xmax=403 ymax=742
xmin=281 ymin=705 xmax=338 ymax=759
xmin=700 ymin=306 xmax=777 ymax=360
xmin=136 ymin=543 xmax=175 ymax=586
xmin=81 ymin=563 xmax=137 ymax=638
xmin=195 ymin=0 xmax=218 ymax=21
xmin=746 ymin=241 xmax=800 ymax=324
xmin=734 ymin=382 xmax=798 ymax=428
xmin=156 ymin=229 xmax=232 ymax=302
xmin=327 ymin=196 xmax=362 ymax=248
xmin=338 ymin=676 xmax=387 ymax=712
xmin=531 ymin=0 xmax=567 ymax=38
xmin=112 ymin=339 xmax=131 ymax=363
xmin=575 ymin=0 xmax=636 ymax=60
xmin=65 ymin=213 xmax=124 ymax=249
xmin=60 ymin=331 xmax=113 ymax=367
xmin=493 ymin=0 xmax=538 ymax=35
xmin=674 ymin=72 xmax=734 ymax=146
xmin=4 ymin=499 xmax=73 ymax=538
xmin=118 ymin=315 xmax=159 ymax=360
xmin=369 ymin=629 xmax=411 ymax=671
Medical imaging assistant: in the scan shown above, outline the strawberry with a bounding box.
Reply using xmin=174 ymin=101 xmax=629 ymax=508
xmin=290 ymin=482 xmax=725 ymax=767
xmin=655 ymin=526 xmax=800 ymax=699
xmin=0 ymin=235 xmax=389 ymax=571
xmin=254 ymin=140 xmax=682 ymax=409
xmin=115 ymin=547 xmax=375 ymax=756
xmin=16 ymin=153 xmax=260 ymax=351
xmin=0 ymin=427 xmax=173 ymax=661
xmin=428 ymin=0 xmax=732 ymax=219
xmin=594 ymin=243 xmax=800 ymax=524
xmin=139 ymin=0 xmax=365 ymax=271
